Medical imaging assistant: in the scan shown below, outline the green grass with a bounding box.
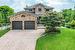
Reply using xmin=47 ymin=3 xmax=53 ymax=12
xmin=0 ymin=29 xmax=10 ymax=37
xmin=36 ymin=28 xmax=75 ymax=50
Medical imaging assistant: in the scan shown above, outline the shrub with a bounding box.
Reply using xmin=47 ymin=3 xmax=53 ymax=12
xmin=66 ymin=20 xmax=75 ymax=29
xmin=45 ymin=26 xmax=60 ymax=33
xmin=41 ymin=12 xmax=61 ymax=33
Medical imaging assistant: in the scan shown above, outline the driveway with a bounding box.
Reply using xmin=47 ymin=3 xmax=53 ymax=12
xmin=0 ymin=29 xmax=45 ymax=50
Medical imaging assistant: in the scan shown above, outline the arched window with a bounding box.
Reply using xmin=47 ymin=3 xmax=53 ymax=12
xmin=21 ymin=15 xmax=25 ymax=17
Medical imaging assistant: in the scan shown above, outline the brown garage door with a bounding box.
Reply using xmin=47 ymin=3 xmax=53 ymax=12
xmin=24 ymin=21 xmax=35 ymax=29
xmin=12 ymin=21 xmax=22 ymax=30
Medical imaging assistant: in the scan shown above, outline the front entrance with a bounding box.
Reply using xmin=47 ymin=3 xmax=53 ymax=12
xmin=24 ymin=21 xmax=35 ymax=29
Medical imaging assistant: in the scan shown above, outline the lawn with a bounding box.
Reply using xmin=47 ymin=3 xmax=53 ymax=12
xmin=36 ymin=28 xmax=75 ymax=50
xmin=0 ymin=28 xmax=10 ymax=37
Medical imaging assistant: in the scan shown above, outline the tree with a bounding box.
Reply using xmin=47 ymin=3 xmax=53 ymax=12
xmin=62 ymin=9 xmax=75 ymax=22
xmin=40 ymin=11 xmax=61 ymax=33
xmin=57 ymin=12 xmax=65 ymax=26
xmin=0 ymin=5 xmax=14 ymax=23
xmin=62 ymin=9 xmax=75 ymax=28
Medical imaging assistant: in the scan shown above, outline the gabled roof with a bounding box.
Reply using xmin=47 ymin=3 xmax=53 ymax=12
xmin=24 ymin=3 xmax=54 ymax=10
xmin=10 ymin=11 xmax=38 ymax=18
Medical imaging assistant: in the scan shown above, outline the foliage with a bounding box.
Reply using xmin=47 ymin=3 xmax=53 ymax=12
xmin=0 ymin=28 xmax=10 ymax=37
xmin=62 ymin=9 xmax=74 ymax=23
xmin=40 ymin=11 xmax=61 ymax=33
xmin=57 ymin=12 xmax=65 ymax=26
xmin=36 ymin=28 xmax=75 ymax=50
xmin=62 ymin=9 xmax=75 ymax=29
xmin=0 ymin=5 xmax=14 ymax=24
xmin=66 ymin=20 xmax=75 ymax=29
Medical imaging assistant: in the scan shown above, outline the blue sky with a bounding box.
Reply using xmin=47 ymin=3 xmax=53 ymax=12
xmin=0 ymin=0 xmax=75 ymax=12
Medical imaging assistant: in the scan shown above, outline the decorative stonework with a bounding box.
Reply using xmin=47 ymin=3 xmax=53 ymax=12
xmin=10 ymin=12 xmax=37 ymax=30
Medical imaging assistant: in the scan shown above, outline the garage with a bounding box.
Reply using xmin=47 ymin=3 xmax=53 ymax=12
xmin=10 ymin=11 xmax=37 ymax=30
xmin=12 ymin=21 xmax=22 ymax=30
xmin=24 ymin=21 xmax=35 ymax=29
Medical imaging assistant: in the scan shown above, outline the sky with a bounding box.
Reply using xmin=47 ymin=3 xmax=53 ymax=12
xmin=0 ymin=0 xmax=75 ymax=12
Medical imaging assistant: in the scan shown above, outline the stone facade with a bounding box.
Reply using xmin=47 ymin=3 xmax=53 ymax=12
xmin=24 ymin=3 xmax=54 ymax=23
xmin=24 ymin=3 xmax=53 ymax=16
xmin=10 ymin=3 xmax=54 ymax=30
xmin=10 ymin=12 xmax=37 ymax=30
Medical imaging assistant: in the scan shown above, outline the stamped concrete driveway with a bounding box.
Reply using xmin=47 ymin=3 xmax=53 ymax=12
xmin=0 ymin=29 xmax=45 ymax=50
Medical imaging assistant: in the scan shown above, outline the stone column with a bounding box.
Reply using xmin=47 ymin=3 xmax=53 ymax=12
xmin=22 ymin=21 xmax=24 ymax=30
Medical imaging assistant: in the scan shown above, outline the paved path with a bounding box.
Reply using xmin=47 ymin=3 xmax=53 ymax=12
xmin=0 ymin=29 xmax=45 ymax=50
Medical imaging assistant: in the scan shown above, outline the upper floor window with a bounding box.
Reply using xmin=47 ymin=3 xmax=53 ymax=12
xmin=29 ymin=9 xmax=32 ymax=11
xmin=38 ymin=8 xmax=42 ymax=11
xmin=33 ymin=8 xmax=35 ymax=10
xmin=46 ymin=9 xmax=49 ymax=11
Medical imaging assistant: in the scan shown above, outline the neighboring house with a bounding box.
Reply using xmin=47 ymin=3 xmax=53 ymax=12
xmin=10 ymin=3 xmax=54 ymax=30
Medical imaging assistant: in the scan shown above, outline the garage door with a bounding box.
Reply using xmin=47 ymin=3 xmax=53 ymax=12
xmin=12 ymin=21 xmax=22 ymax=30
xmin=24 ymin=21 xmax=35 ymax=29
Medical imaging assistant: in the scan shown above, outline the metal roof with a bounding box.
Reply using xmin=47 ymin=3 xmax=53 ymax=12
xmin=24 ymin=3 xmax=54 ymax=10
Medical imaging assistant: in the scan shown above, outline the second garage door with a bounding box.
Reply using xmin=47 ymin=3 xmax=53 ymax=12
xmin=24 ymin=21 xmax=35 ymax=29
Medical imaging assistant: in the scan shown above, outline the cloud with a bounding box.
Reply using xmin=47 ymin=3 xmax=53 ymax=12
xmin=43 ymin=0 xmax=74 ymax=11
xmin=0 ymin=0 xmax=74 ymax=12
xmin=35 ymin=0 xmax=73 ymax=11
xmin=10 ymin=0 xmax=26 ymax=12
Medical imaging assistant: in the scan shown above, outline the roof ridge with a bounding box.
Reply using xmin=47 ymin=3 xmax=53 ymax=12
xmin=24 ymin=3 xmax=54 ymax=9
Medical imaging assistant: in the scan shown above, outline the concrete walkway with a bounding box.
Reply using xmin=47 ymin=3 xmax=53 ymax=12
xmin=0 ymin=29 xmax=45 ymax=50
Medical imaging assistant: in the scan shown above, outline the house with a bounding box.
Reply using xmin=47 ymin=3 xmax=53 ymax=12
xmin=24 ymin=3 xmax=54 ymax=23
xmin=24 ymin=3 xmax=53 ymax=16
xmin=10 ymin=3 xmax=54 ymax=30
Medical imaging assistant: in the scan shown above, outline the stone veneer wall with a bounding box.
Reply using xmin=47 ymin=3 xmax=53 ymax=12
xmin=10 ymin=13 xmax=37 ymax=30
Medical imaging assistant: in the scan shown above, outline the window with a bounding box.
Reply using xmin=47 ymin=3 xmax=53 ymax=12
xmin=46 ymin=9 xmax=49 ymax=11
xmin=29 ymin=9 xmax=32 ymax=11
xmin=33 ymin=8 xmax=35 ymax=13
xmin=21 ymin=15 xmax=25 ymax=17
xmin=38 ymin=8 xmax=41 ymax=11
xmin=39 ymin=16 xmax=41 ymax=19
xmin=33 ymin=8 xmax=35 ymax=10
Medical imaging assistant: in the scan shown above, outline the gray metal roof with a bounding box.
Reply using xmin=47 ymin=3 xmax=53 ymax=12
xmin=24 ymin=3 xmax=54 ymax=10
